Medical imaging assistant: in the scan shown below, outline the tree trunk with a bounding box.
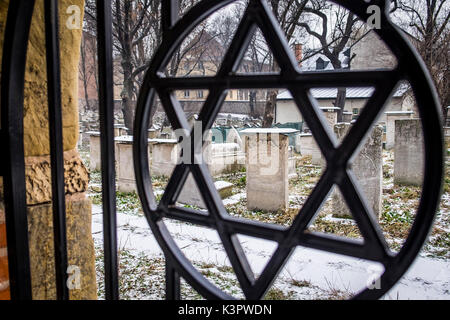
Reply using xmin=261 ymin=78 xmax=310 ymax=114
xmin=80 ymin=41 xmax=91 ymax=112
xmin=262 ymin=90 xmax=278 ymax=127
xmin=249 ymin=90 xmax=256 ymax=118
xmin=335 ymin=87 xmax=347 ymax=123
xmin=121 ymin=59 xmax=135 ymax=133
xmin=121 ymin=92 xmax=135 ymax=134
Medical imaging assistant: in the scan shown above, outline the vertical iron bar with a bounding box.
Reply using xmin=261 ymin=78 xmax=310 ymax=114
xmin=44 ymin=0 xmax=69 ymax=300
xmin=0 ymin=0 xmax=35 ymax=300
xmin=162 ymin=0 xmax=179 ymax=39
xmin=165 ymin=262 xmax=180 ymax=300
xmin=96 ymin=0 xmax=119 ymax=300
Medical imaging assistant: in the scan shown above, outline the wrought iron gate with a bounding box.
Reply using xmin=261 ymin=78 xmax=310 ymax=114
xmin=1 ymin=0 xmax=443 ymax=300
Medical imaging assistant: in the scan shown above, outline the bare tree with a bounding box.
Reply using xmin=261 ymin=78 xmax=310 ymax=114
xmin=262 ymin=0 xmax=309 ymax=127
xmin=79 ymin=30 xmax=98 ymax=112
xmin=242 ymin=29 xmax=274 ymax=118
xmin=165 ymin=23 xmax=214 ymax=77
xmin=296 ymin=0 xmax=361 ymax=122
xmin=111 ymin=0 xmax=162 ymax=132
xmin=391 ymin=0 xmax=450 ymax=123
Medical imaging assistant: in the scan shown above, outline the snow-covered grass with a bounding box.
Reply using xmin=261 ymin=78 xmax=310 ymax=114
xmin=86 ymin=150 xmax=450 ymax=300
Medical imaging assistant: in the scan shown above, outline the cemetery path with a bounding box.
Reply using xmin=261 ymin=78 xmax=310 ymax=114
xmin=91 ymin=204 xmax=450 ymax=300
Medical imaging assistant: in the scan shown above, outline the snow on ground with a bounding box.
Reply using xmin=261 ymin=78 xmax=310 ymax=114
xmin=91 ymin=204 xmax=450 ymax=300
xmin=82 ymin=148 xmax=450 ymax=300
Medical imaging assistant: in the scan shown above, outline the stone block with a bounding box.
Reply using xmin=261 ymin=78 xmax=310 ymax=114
xmin=332 ymin=123 xmax=383 ymax=220
xmin=89 ymin=132 xmax=101 ymax=171
xmin=24 ymin=149 xmax=89 ymax=205
xmin=177 ymin=175 xmax=233 ymax=209
xmin=297 ymin=134 xmax=323 ymax=166
xmin=114 ymin=125 xmax=128 ymax=137
xmin=150 ymin=139 xmax=179 ymax=177
xmin=394 ymin=119 xmax=424 ymax=186
xmin=27 ymin=197 xmax=97 ymax=300
xmin=321 ymin=107 xmax=340 ymax=129
xmin=243 ymin=131 xmax=289 ymax=212
xmin=288 ymin=157 xmax=297 ymax=179
xmin=206 ymin=143 xmax=245 ymax=176
xmin=385 ymin=111 xmax=414 ymax=149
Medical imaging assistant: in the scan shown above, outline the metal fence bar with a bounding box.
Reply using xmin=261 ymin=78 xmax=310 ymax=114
xmin=165 ymin=262 xmax=180 ymax=300
xmin=44 ymin=0 xmax=69 ymax=300
xmin=0 ymin=0 xmax=35 ymax=300
xmin=162 ymin=0 xmax=179 ymax=39
xmin=96 ymin=0 xmax=120 ymax=300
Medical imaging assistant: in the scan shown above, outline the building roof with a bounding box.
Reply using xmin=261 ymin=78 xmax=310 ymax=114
xmin=277 ymin=86 xmax=407 ymax=100
xmin=240 ymin=128 xmax=299 ymax=135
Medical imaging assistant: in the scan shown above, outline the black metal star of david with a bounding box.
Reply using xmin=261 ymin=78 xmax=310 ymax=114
xmin=133 ymin=0 xmax=443 ymax=300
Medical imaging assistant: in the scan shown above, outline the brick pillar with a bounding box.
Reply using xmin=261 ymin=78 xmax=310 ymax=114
xmin=0 ymin=202 xmax=10 ymax=300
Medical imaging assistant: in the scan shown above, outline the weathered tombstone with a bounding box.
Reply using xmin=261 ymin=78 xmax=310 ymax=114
xmin=385 ymin=111 xmax=414 ymax=149
xmin=178 ymin=175 xmax=233 ymax=208
xmin=394 ymin=119 xmax=424 ymax=186
xmin=88 ymin=131 xmax=101 ymax=171
xmin=288 ymin=147 xmax=297 ymax=179
xmin=342 ymin=112 xmax=353 ymax=123
xmin=148 ymin=128 xmax=157 ymax=139
xmin=81 ymin=131 xmax=91 ymax=146
xmin=114 ymin=136 xmax=154 ymax=192
xmin=241 ymin=128 xmax=298 ymax=212
xmin=226 ymin=126 xmax=243 ymax=149
xmin=77 ymin=129 xmax=83 ymax=149
xmin=332 ymin=123 xmax=383 ymax=220
xmin=297 ymin=133 xmax=323 ymax=166
xmin=150 ymin=139 xmax=179 ymax=177
xmin=115 ymin=136 xmax=136 ymax=193
xmin=114 ymin=124 xmax=128 ymax=137
xmin=207 ymin=143 xmax=245 ymax=176
xmin=159 ymin=126 xmax=175 ymax=139
xmin=443 ymin=126 xmax=450 ymax=147
xmin=321 ymin=107 xmax=340 ymax=129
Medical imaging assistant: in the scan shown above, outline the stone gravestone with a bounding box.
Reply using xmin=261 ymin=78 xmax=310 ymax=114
xmin=241 ymin=128 xmax=298 ymax=212
xmin=114 ymin=124 xmax=128 ymax=137
xmin=115 ymin=136 xmax=136 ymax=193
xmin=385 ymin=111 xmax=414 ymax=149
xmin=149 ymin=138 xmax=179 ymax=177
xmin=226 ymin=126 xmax=243 ymax=149
xmin=321 ymin=107 xmax=340 ymax=129
xmin=297 ymin=133 xmax=323 ymax=166
xmin=332 ymin=123 xmax=383 ymax=220
xmin=394 ymin=119 xmax=424 ymax=186
xmin=147 ymin=128 xmax=157 ymax=139
xmin=177 ymin=175 xmax=233 ymax=209
xmin=88 ymin=131 xmax=101 ymax=171
xmin=288 ymin=147 xmax=298 ymax=179
xmin=342 ymin=112 xmax=353 ymax=123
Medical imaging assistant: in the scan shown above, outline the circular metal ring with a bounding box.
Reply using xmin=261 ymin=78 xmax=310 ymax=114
xmin=133 ymin=0 xmax=443 ymax=300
